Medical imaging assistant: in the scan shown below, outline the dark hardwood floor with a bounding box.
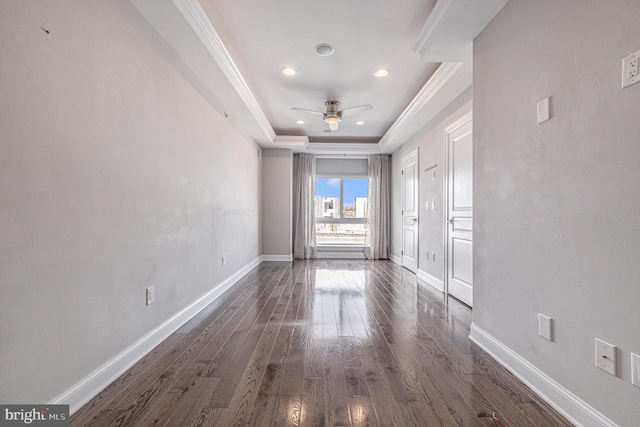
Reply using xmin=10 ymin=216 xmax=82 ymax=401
xmin=71 ymin=260 xmax=571 ymax=426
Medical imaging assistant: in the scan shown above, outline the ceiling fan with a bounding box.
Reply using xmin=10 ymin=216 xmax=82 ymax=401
xmin=292 ymin=101 xmax=372 ymax=132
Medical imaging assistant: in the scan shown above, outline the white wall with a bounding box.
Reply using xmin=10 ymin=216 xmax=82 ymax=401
xmin=0 ymin=0 xmax=261 ymax=404
xmin=391 ymin=89 xmax=472 ymax=283
xmin=473 ymin=1 xmax=640 ymax=425
xmin=261 ymin=149 xmax=292 ymax=259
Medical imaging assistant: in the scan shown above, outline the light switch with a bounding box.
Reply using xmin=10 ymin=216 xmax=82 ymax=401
xmin=632 ymin=353 xmax=640 ymax=388
xmin=537 ymin=97 xmax=550 ymax=124
xmin=146 ymin=286 xmax=155 ymax=306
xmin=538 ymin=314 xmax=552 ymax=341
xmin=595 ymin=338 xmax=617 ymax=376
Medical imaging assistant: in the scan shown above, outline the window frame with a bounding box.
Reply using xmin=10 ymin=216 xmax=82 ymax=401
xmin=315 ymin=176 xmax=367 ymax=225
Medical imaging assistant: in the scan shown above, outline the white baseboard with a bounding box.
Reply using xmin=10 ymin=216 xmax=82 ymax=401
xmin=417 ymin=269 xmax=444 ymax=292
xmin=469 ymin=324 xmax=617 ymax=427
xmin=261 ymin=254 xmax=293 ymax=262
xmin=53 ymin=256 xmax=262 ymax=414
xmin=389 ymin=254 xmax=402 ymax=266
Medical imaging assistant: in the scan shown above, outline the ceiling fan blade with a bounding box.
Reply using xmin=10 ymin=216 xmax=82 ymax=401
xmin=291 ymin=107 xmax=324 ymax=115
xmin=339 ymin=104 xmax=373 ymax=117
xmin=328 ymin=122 xmax=339 ymax=132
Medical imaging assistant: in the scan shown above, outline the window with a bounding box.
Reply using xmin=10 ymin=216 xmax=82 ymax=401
xmin=315 ymin=177 xmax=368 ymax=245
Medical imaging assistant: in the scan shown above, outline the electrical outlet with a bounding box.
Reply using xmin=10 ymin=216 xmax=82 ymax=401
xmin=622 ymin=50 xmax=640 ymax=89
xmin=432 ymin=252 xmax=436 ymax=262
xmin=595 ymin=338 xmax=617 ymax=376
xmin=632 ymin=353 xmax=640 ymax=388
xmin=146 ymin=286 xmax=155 ymax=306
xmin=431 ymin=200 xmax=435 ymax=210
xmin=222 ymin=255 xmax=226 ymax=266
xmin=627 ymin=56 xmax=639 ymax=79
xmin=538 ymin=314 xmax=552 ymax=341
xmin=426 ymin=250 xmax=430 ymax=259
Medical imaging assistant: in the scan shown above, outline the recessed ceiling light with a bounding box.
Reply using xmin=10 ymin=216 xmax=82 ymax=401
xmin=296 ymin=120 xmax=305 ymax=125
xmin=356 ymin=121 xmax=365 ymax=126
xmin=282 ymin=67 xmax=297 ymax=76
xmin=373 ymin=68 xmax=389 ymax=77
xmin=315 ymin=43 xmax=334 ymax=56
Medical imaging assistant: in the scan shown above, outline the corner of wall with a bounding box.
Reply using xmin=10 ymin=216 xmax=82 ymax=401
xmin=53 ymin=256 xmax=262 ymax=414
xmin=470 ymin=324 xmax=617 ymax=427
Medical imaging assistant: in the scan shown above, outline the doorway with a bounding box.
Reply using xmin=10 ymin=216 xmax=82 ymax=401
xmin=401 ymin=149 xmax=419 ymax=273
xmin=445 ymin=113 xmax=473 ymax=307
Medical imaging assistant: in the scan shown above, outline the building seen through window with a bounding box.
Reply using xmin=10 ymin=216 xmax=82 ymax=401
xmin=315 ymin=177 xmax=368 ymax=245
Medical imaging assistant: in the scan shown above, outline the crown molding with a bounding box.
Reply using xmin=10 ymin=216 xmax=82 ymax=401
xmin=274 ymin=135 xmax=309 ymax=147
xmin=412 ymin=0 xmax=459 ymax=56
xmin=173 ymin=0 xmax=275 ymax=142
xmin=378 ymin=61 xmax=463 ymax=150
xmin=127 ymin=0 xmax=275 ymax=145
xmin=414 ymin=0 xmax=509 ymax=62
xmin=303 ymin=143 xmax=380 ymax=155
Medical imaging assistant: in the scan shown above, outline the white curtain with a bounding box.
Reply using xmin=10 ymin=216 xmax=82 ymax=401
xmin=365 ymin=154 xmax=390 ymax=259
xmin=293 ymin=153 xmax=317 ymax=259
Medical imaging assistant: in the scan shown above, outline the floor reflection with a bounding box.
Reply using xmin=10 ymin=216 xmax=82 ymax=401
xmin=312 ymin=266 xmax=369 ymax=342
xmin=72 ymin=259 xmax=571 ymax=426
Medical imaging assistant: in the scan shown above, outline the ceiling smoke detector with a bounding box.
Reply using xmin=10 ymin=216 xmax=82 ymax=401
xmin=315 ymin=43 xmax=334 ymax=56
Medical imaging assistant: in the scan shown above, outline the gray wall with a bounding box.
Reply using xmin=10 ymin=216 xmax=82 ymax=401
xmin=261 ymin=149 xmax=293 ymax=258
xmin=0 ymin=0 xmax=261 ymax=404
xmin=391 ymin=89 xmax=472 ymax=280
xmin=474 ymin=1 xmax=640 ymax=424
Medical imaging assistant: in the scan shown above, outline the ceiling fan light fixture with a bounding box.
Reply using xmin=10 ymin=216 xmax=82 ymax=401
xmin=373 ymin=68 xmax=389 ymax=78
xmin=315 ymin=43 xmax=334 ymax=56
xmin=292 ymin=100 xmax=370 ymax=132
xmin=296 ymin=120 xmax=305 ymax=125
xmin=281 ymin=67 xmax=297 ymax=76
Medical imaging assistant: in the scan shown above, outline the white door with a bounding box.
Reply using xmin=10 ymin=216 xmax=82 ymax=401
xmin=402 ymin=150 xmax=419 ymax=273
xmin=446 ymin=116 xmax=473 ymax=306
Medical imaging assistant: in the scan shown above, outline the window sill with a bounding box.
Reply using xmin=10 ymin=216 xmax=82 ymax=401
xmin=316 ymin=245 xmax=366 ymax=259
xmin=317 ymin=245 xmax=364 ymax=250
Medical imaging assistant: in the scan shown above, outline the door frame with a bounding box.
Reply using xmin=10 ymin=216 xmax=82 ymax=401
xmin=401 ymin=148 xmax=419 ymax=272
xmin=443 ymin=111 xmax=473 ymax=301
